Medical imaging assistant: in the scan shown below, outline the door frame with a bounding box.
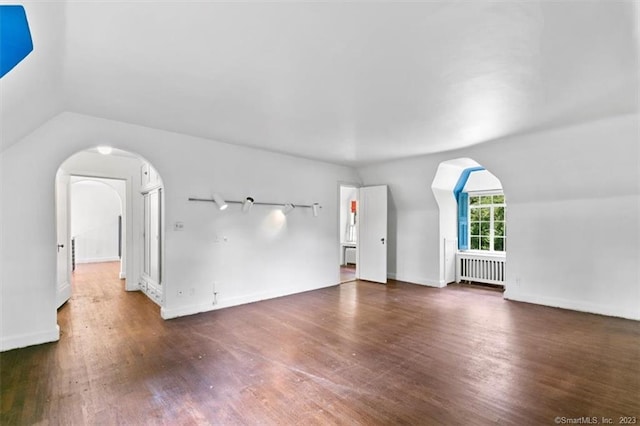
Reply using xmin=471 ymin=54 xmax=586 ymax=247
xmin=55 ymin=169 xmax=71 ymax=308
xmin=337 ymin=182 xmax=361 ymax=283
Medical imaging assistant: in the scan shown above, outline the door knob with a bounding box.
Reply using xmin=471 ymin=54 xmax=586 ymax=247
xmin=57 ymin=244 xmax=64 ymax=252
xmin=381 ymin=238 xmax=385 ymax=244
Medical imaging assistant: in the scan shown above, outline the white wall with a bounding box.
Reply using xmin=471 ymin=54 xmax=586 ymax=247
xmin=358 ymin=114 xmax=639 ymax=320
xmin=70 ymin=178 xmax=124 ymax=264
xmin=359 ymin=154 xmax=449 ymax=287
xmin=463 ymin=169 xmax=502 ymax=193
xmin=0 ymin=112 xmax=360 ymax=350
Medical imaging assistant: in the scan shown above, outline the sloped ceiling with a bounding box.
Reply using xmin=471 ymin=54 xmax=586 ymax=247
xmin=5 ymin=1 xmax=639 ymax=165
xmin=0 ymin=1 xmax=66 ymax=152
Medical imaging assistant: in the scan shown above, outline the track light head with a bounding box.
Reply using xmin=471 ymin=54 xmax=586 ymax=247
xmin=283 ymin=203 xmax=295 ymax=215
xmin=212 ymin=193 xmax=228 ymax=211
xmin=242 ymin=197 xmax=254 ymax=213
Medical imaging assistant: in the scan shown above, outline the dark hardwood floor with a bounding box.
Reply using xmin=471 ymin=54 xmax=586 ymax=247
xmin=339 ymin=264 xmax=356 ymax=283
xmin=1 ymin=262 xmax=639 ymax=425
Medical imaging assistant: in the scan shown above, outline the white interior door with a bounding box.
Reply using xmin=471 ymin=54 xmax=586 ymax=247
xmin=55 ymin=170 xmax=71 ymax=308
xmin=357 ymin=185 xmax=388 ymax=283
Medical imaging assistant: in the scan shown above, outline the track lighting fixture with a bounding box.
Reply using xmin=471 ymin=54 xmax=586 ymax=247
xmin=242 ymin=197 xmax=254 ymax=213
xmin=189 ymin=197 xmax=321 ymax=217
xmin=212 ymin=193 xmax=228 ymax=211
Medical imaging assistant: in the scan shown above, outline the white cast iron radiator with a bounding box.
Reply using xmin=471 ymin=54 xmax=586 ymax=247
xmin=456 ymin=252 xmax=506 ymax=285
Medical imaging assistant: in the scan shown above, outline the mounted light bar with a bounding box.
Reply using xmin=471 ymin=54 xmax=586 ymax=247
xmin=188 ymin=197 xmax=322 ymax=216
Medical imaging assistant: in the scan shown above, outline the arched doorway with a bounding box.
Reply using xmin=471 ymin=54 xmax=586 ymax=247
xmin=431 ymin=158 xmax=506 ymax=289
xmin=55 ymin=147 xmax=165 ymax=311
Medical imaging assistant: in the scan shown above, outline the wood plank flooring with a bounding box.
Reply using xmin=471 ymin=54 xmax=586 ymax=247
xmin=339 ymin=265 xmax=356 ymax=283
xmin=1 ymin=262 xmax=639 ymax=425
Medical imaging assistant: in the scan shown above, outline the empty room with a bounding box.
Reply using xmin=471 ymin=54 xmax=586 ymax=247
xmin=1 ymin=1 xmax=638 ymax=424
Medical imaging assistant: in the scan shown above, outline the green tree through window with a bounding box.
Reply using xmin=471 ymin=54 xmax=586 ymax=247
xmin=468 ymin=194 xmax=506 ymax=252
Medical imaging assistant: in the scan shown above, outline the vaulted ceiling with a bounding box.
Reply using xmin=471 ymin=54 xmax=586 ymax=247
xmin=4 ymin=1 xmax=639 ymax=166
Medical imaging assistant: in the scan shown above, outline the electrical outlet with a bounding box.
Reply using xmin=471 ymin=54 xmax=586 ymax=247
xmin=174 ymin=221 xmax=185 ymax=231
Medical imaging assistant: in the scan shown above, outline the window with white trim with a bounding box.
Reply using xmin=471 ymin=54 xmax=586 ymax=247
xmin=468 ymin=193 xmax=506 ymax=252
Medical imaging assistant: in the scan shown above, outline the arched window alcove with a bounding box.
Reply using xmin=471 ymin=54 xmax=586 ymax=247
xmin=431 ymin=158 xmax=506 ymax=289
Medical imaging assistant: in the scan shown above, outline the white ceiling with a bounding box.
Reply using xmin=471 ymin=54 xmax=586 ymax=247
xmin=58 ymin=1 xmax=638 ymax=166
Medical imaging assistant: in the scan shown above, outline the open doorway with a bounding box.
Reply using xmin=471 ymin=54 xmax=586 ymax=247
xmin=70 ymin=176 xmax=125 ymax=280
xmin=339 ymin=184 xmax=358 ymax=283
xmin=55 ymin=147 xmax=165 ymax=317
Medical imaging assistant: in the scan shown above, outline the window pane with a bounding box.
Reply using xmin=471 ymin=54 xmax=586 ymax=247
xmin=494 ymin=237 xmax=504 ymax=251
xmin=470 ymin=208 xmax=480 ymax=221
xmin=480 ymin=222 xmax=490 ymax=236
xmin=480 ymin=207 xmax=490 ymax=220
xmin=471 ymin=237 xmax=480 ymax=250
xmin=480 ymin=196 xmax=492 ymax=205
xmin=495 ymin=221 xmax=505 ymax=237
xmin=470 ymin=196 xmax=479 ymax=206
xmin=493 ymin=195 xmax=505 ymax=204
xmin=494 ymin=206 xmax=505 ymax=221
xmin=471 ymin=222 xmax=480 ymax=236
xmin=481 ymin=237 xmax=490 ymax=250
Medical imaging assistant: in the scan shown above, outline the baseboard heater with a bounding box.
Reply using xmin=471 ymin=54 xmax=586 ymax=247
xmin=456 ymin=252 xmax=505 ymax=286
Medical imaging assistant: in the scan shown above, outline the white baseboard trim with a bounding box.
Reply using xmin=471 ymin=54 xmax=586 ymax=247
xmin=77 ymin=256 xmax=121 ymax=264
xmin=161 ymin=302 xmax=214 ymax=319
xmin=504 ymin=290 xmax=640 ymax=321
xmin=161 ymin=282 xmax=336 ymax=320
xmin=387 ymin=272 xmax=444 ymax=288
xmin=0 ymin=325 xmax=60 ymax=352
xmin=125 ymin=281 xmax=138 ymax=291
